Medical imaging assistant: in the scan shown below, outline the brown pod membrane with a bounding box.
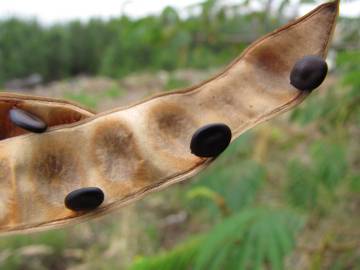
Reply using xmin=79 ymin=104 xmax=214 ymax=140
xmin=0 ymin=1 xmax=339 ymax=235
xmin=290 ymin=55 xmax=328 ymax=91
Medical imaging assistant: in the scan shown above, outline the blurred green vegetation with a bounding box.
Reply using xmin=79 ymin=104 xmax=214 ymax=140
xmin=127 ymin=49 xmax=360 ymax=270
xmin=0 ymin=230 xmax=68 ymax=269
xmin=165 ymin=74 xmax=190 ymax=91
xmin=63 ymin=83 xmax=125 ymax=109
xmin=1 ymin=0 xmax=343 ymax=86
xmin=64 ymin=91 xmax=99 ymax=109
xmin=0 ymin=0 xmax=359 ymax=269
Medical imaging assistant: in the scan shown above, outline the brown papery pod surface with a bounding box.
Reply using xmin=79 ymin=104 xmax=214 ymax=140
xmin=0 ymin=0 xmax=339 ymax=235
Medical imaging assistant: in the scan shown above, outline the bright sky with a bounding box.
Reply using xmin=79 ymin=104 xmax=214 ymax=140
xmin=0 ymin=0 xmax=358 ymax=24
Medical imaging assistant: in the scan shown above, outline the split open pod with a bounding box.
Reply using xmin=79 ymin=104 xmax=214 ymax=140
xmin=0 ymin=0 xmax=339 ymax=235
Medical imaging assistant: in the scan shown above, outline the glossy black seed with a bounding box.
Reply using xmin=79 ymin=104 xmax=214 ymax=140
xmin=190 ymin=123 xmax=232 ymax=158
xmin=65 ymin=187 xmax=104 ymax=212
xmin=290 ymin=55 xmax=328 ymax=91
xmin=9 ymin=108 xmax=47 ymax=133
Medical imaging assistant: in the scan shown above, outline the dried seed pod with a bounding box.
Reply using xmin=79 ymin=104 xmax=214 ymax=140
xmin=290 ymin=55 xmax=328 ymax=91
xmin=0 ymin=0 xmax=339 ymax=235
xmin=65 ymin=187 xmax=105 ymax=212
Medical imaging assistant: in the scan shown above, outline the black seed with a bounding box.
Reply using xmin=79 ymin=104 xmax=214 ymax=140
xmin=9 ymin=108 xmax=47 ymax=133
xmin=65 ymin=187 xmax=104 ymax=212
xmin=290 ymin=55 xmax=328 ymax=91
xmin=190 ymin=123 xmax=232 ymax=158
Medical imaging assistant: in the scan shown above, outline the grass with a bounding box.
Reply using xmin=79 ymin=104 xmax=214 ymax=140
xmin=63 ymin=84 xmax=126 ymax=109
xmin=164 ymin=75 xmax=190 ymax=91
xmin=0 ymin=230 xmax=68 ymax=269
xmin=64 ymin=91 xmax=98 ymax=109
xmin=104 ymin=84 xmax=125 ymax=98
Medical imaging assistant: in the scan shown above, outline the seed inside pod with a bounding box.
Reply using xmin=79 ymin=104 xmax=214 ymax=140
xmin=9 ymin=108 xmax=47 ymax=133
xmin=190 ymin=123 xmax=232 ymax=158
xmin=290 ymin=55 xmax=328 ymax=91
xmin=65 ymin=187 xmax=104 ymax=212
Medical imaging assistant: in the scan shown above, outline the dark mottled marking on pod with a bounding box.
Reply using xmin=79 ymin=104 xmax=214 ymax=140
xmin=190 ymin=123 xmax=232 ymax=158
xmin=9 ymin=108 xmax=47 ymax=133
xmin=290 ymin=55 xmax=328 ymax=91
xmin=65 ymin=187 xmax=104 ymax=212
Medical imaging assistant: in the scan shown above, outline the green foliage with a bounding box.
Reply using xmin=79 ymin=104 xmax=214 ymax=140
xmin=129 ymin=208 xmax=303 ymax=270
xmin=0 ymin=230 xmax=68 ymax=269
xmin=311 ymin=141 xmax=347 ymax=190
xmin=0 ymin=19 xmax=47 ymax=82
xmin=187 ymin=138 xmax=265 ymax=216
xmin=0 ymin=230 xmax=67 ymax=251
xmin=286 ymin=160 xmax=319 ymax=210
xmin=286 ymin=141 xmax=347 ymax=212
xmin=349 ymin=174 xmax=360 ymax=193
xmin=165 ymin=75 xmax=190 ymax=91
xmin=0 ymin=0 xmax=298 ymax=86
xmin=104 ymin=84 xmax=125 ymax=98
xmin=63 ymin=84 xmax=126 ymax=108
xmin=64 ymin=91 xmax=98 ymax=109
xmin=130 ymin=237 xmax=202 ymax=270
xmin=195 ymin=208 xmax=303 ymax=270
xmin=287 ymin=48 xmax=358 ymax=215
